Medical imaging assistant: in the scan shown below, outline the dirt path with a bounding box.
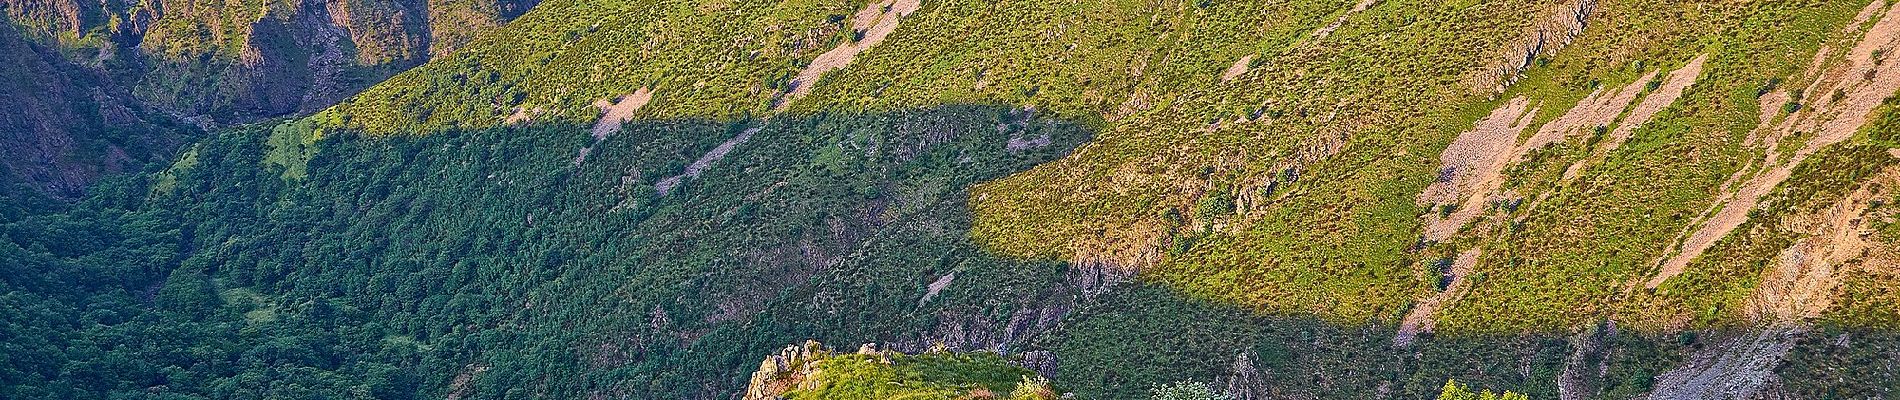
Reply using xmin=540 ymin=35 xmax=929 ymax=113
xmin=1393 ymin=249 xmax=1481 ymax=346
xmin=777 ymin=0 xmax=920 ymax=109
xmin=656 ymin=127 xmax=762 ymax=195
xmin=1647 ymin=2 xmax=1900 ymax=289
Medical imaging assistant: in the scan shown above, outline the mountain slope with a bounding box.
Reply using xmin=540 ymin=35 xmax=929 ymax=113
xmin=4 ymin=0 xmax=1900 ymax=399
xmin=0 ymin=0 xmax=536 ymax=206
xmin=0 ymin=23 xmax=193 ymax=209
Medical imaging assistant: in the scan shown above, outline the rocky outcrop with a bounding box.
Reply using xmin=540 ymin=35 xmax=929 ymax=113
xmin=1473 ymin=0 xmax=1596 ymax=93
xmin=743 ymin=340 xmax=830 ymax=400
xmin=127 ymin=0 xmax=539 ymax=123
xmin=1216 ymin=352 xmax=1272 ymax=400
xmin=739 ymin=341 xmax=1057 ymax=400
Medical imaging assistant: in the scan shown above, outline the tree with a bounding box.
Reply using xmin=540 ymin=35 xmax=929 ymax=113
xmin=1438 ymin=379 xmax=1529 ymax=400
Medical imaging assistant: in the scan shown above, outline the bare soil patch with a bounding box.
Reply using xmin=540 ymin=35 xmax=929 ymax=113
xmin=919 ymin=273 xmax=956 ymax=306
xmin=1393 ymin=249 xmax=1481 ymax=346
xmin=1562 ymin=54 xmax=1708 ymax=180
xmin=1221 ymin=54 xmax=1255 ymax=82
xmin=777 ymin=0 xmax=920 ymax=109
xmin=656 ymin=127 xmax=762 ymax=195
xmin=504 ymin=106 xmax=545 ymax=125
xmin=591 ymin=87 xmax=654 ymax=140
xmin=1420 ymin=97 xmax=1534 ymax=241
xmin=1649 ymin=4 xmax=1900 ymax=289
xmin=1602 ymin=54 xmax=1708 ymax=153
xmin=1524 ymin=70 xmax=1653 ymax=152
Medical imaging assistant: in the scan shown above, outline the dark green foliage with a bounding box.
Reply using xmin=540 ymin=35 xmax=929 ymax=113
xmin=1779 ymin=325 xmax=1900 ymax=399
xmin=0 ymin=106 xmax=1094 ymax=399
xmin=782 ymin=352 xmax=1046 ymax=399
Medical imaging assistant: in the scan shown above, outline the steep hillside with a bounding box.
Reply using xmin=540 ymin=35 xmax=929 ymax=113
xmin=4 ymin=0 xmax=1900 ymax=399
xmin=0 ymin=23 xmax=193 ymax=208
xmin=0 ymin=0 xmax=535 ymax=205
xmin=2 ymin=0 xmax=537 ymax=123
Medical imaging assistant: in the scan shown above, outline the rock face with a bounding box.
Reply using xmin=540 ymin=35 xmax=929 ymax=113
xmin=1018 ymin=350 xmax=1059 ymax=379
xmin=0 ymin=0 xmax=536 ymax=201
xmin=743 ymin=340 xmax=829 ymax=400
xmin=0 ymin=24 xmax=187 ymax=201
xmin=94 ymin=0 xmax=537 ymax=123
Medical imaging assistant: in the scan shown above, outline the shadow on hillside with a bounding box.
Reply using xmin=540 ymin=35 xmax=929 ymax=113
xmin=9 ymin=104 xmax=1897 ymax=400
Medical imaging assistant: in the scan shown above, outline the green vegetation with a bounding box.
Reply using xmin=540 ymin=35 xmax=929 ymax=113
xmin=0 ymin=106 xmax=1101 ymax=398
xmin=1438 ymin=379 xmax=1529 ymax=400
xmin=5 ymin=0 xmax=1900 ymax=398
xmin=1149 ymin=381 xmax=1230 ymax=400
xmin=781 ymin=352 xmax=1050 ymax=400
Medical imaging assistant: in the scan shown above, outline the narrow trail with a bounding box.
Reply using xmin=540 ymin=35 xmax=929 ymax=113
xmin=1646 ymin=2 xmax=1900 ymax=289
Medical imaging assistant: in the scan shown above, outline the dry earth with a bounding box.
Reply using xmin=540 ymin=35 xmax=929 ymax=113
xmin=1648 ymin=2 xmax=1900 ymax=289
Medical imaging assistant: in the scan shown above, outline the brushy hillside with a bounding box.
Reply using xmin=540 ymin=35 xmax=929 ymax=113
xmin=739 ymin=341 xmax=1056 ymax=400
xmin=316 ymin=0 xmax=1900 ymax=333
xmin=4 ymin=0 xmax=1900 ymax=399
